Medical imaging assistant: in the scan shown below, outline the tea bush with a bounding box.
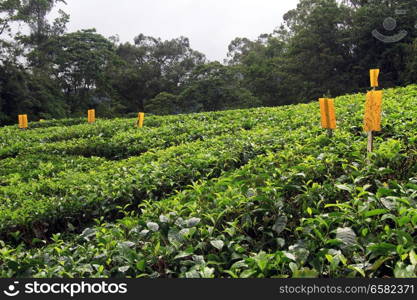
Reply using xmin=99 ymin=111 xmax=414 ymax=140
xmin=0 ymin=85 xmax=416 ymax=278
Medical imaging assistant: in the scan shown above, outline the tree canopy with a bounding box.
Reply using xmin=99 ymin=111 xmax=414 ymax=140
xmin=0 ymin=0 xmax=416 ymax=125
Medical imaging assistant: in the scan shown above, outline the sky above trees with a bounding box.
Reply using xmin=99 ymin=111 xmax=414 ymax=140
xmin=50 ymin=0 xmax=299 ymax=61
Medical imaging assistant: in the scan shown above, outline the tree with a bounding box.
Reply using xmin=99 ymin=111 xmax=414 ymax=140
xmin=0 ymin=62 xmax=30 ymax=124
xmin=227 ymin=34 xmax=295 ymax=107
xmin=0 ymin=0 xmax=21 ymax=38
xmin=18 ymin=0 xmax=68 ymax=68
xmin=347 ymin=0 xmax=417 ymax=88
xmin=144 ymin=92 xmax=180 ymax=115
xmin=0 ymin=0 xmax=24 ymax=62
xmin=179 ymin=62 xmax=261 ymax=113
xmin=111 ymin=35 xmax=206 ymax=113
xmin=280 ymin=0 xmax=354 ymax=101
xmin=47 ymin=29 xmax=121 ymax=114
xmin=403 ymin=38 xmax=417 ymax=84
xmin=226 ymin=0 xmax=417 ymax=109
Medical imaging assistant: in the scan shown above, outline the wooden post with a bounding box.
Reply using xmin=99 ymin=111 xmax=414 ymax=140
xmin=367 ymin=131 xmax=373 ymax=153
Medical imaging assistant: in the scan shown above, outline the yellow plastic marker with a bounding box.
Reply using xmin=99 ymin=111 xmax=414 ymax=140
xmin=364 ymin=90 xmax=383 ymax=132
xmin=88 ymin=109 xmax=95 ymax=123
xmin=370 ymin=69 xmax=380 ymax=88
xmin=319 ymin=98 xmax=336 ymax=129
xmin=18 ymin=114 xmax=28 ymax=129
xmin=138 ymin=112 xmax=145 ymax=128
xmin=366 ymin=69 xmax=382 ymax=153
xmin=24 ymin=115 xmax=28 ymax=128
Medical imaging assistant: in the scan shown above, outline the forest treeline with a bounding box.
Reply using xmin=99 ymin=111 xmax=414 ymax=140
xmin=0 ymin=0 xmax=416 ymax=125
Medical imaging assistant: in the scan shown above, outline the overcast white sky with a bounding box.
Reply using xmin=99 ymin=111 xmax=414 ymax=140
xmin=51 ymin=0 xmax=299 ymax=61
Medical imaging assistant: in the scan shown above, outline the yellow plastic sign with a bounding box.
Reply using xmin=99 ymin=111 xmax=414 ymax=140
xmin=370 ymin=69 xmax=380 ymax=88
xmin=364 ymin=90 xmax=383 ymax=132
xmin=18 ymin=114 xmax=28 ymax=129
xmin=319 ymin=98 xmax=336 ymax=129
xmin=88 ymin=109 xmax=95 ymax=123
xmin=138 ymin=112 xmax=145 ymax=128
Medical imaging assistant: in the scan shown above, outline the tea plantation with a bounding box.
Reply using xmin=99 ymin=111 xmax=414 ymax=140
xmin=1 ymin=85 xmax=417 ymax=278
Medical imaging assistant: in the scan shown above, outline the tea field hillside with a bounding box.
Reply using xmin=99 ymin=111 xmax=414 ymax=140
xmin=1 ymin=85 xmax=417 ymax=278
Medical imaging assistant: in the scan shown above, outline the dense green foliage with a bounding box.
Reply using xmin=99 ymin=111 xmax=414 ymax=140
xmin=1 ymin=0 xmax=416 ymax=124
xmin=0 ymin=85 xmax=416 ymax=278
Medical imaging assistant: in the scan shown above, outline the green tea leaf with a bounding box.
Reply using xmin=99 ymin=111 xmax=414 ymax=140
xmin=336 ymin=227 xmax=356 ymax=247
xmin=210 ymin=240 xmax=224 ymax=251
xmin=364 ymin=209 xmax=388 ymax=218
xmin=394 ymin=262 xmax=416 ymax=278
xmin=272 ymin=215 xmax=287 ymax=235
